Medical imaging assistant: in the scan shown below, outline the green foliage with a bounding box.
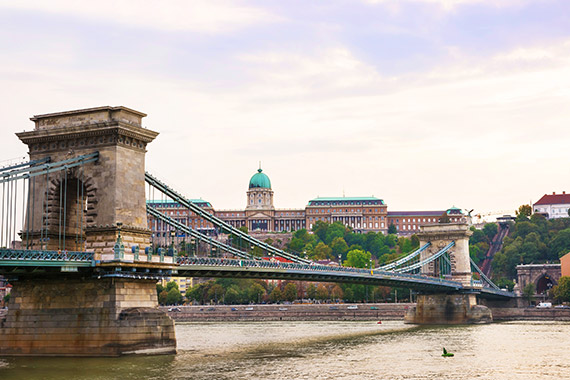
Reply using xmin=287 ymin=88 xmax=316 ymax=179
xmin=3 ymin=293 xmax=10 ymax=304
xmin=166 ymin=287 xmax=183 ymax=305
xmin=311 ymin=242 xmax=333 ymax=260
xmin=283 ymin=283 xmax=297 ymax=302
xmin=306 ymin=283 xmax=317 ymax=299
xmin=166 ymin=281 xmax=179 ymax=292
xmin=482 ymin=223 xmax=498 ymax=240
xmin=522 ymin=283 xmax=536 ymax=303
xmin=158 ymin=290 xmax=168 ymax=305
xmin=493 ymin=215 xmax=570 ymax=279
xmin=552 ymin=276 xmax=570 ymax=303
xmin=516 ymin=204 xmax=532 ymax=217
xmin=316 ymin=284 xmax=329 ymax=300
xmin=269 ymin=287 xmax=283 ymax=303
xmin=344 ymin=249 xmax=372 ymax=268
xmin=388 ymin=223 xmax=397 ymax=234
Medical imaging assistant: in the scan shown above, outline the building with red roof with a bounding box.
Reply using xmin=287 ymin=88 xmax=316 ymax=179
xmin=533 ymin=192 xmax=570 ymax=219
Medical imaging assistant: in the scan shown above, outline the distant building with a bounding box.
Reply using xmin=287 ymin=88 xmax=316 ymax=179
xmin=561 ymin=252 xmax=570 ymax=277
xmin=533 ymin=192 xmax=570 ymax=219
xmin=147 ymin=166 xmax=462 ymax=237
xmin=386 ymin=207 xmax=464 ymax=236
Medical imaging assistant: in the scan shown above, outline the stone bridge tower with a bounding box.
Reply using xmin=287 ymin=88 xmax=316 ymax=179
xmin=405 ymin=221 xmax=493 ymax=324
xmin=417 ymin=222 xmax=473 ymax=286
xmin=17 ymin=106 xmax=158 ymax=258
xmin=1 ymin=107 xmax=177 ymax=357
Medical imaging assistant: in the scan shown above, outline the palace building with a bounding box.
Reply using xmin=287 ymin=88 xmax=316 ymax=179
xmin=147 ymin=166 xmax=462 ymax=238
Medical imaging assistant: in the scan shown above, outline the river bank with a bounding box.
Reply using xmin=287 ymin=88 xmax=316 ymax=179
xmin=161 ymin=303 xmax=411 ymax=321
xmin=160 ymin=303 xmax=570 ymax=322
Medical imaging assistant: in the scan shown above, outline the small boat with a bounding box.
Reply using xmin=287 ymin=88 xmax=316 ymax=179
xmin=442 ymin=348 xmax=454 ymax=357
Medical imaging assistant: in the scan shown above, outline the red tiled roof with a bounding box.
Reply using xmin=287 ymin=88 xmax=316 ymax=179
xmin=534 ymin=193 xmax=570 ymax=206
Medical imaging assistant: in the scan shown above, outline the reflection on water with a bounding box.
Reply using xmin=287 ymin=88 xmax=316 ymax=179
xmin=1 ymin=321 xmax=569 ymax=380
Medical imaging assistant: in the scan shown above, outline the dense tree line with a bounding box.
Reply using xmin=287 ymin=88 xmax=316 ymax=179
xmin=183 ymin=277 xmax=410 ymax=305
xmin=287 ymin=221 xmax=419 ymax=267
xmin=469 ymin=223 xmax=498 ymax=265
xmin=492 ymin=205 xmax=570 ymax=280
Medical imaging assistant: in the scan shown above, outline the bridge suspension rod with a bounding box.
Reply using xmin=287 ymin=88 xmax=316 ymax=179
xmin=145 ymin=172 xmax=311 ymax=264
xmin=147 ymin=206 xmax=255 ymax=260
xmin=395 ymin=241 xmax=455 ymax=273
xmin=0 ymin=152 xmax=99 ymax=184
xmin=0 ymin=157 xmax=50 ymax=174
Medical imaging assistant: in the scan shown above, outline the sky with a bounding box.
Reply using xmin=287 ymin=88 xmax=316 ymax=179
xmin=1 ymin=0 xmax=569 ymax=217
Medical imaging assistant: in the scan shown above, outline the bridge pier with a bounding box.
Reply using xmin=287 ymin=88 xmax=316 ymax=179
xmin=0 ymin=277 xmax=176 ymax=356
xmin=405 ymin=222 xmax=493 ymax=324
xmin=405 ymin=294 xmax=492 ymax=324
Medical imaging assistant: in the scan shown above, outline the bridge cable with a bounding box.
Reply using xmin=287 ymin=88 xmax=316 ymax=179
xmin=147 ymin=206 xmax=255 ymax=260
xmin=145 ymin=172 xmax=311 ymax=264
xmin=376 ymin=242 xmax=431 ymax=271
xmin=395 ymin=241 xmax=456 ymax=273
xmin=470 ymin=257 xmax=500 ymax=290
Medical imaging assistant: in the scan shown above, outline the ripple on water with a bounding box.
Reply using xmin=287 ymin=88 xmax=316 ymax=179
xmin=0 ymin=321 xmax=569 ymax=380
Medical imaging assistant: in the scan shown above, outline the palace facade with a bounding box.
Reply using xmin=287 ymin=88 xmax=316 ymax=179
xmin=147 ymin=167 xmax=462 ymax=241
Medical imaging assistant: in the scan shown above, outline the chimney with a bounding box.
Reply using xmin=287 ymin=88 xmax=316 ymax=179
xmin=553 ymin=192 xmax=556 ymax=195
xmin=564 ymin=191 xmax=566 ymax=195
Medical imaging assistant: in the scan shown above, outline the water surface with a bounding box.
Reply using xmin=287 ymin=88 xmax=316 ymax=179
xmin=1 ymin=320 xmax=568 ymax=379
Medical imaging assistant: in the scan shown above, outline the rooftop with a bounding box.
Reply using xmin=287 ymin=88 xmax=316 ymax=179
xmin=534 ymin=192 xmax=570 ymax=206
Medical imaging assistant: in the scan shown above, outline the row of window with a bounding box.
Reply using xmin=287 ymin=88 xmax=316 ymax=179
xmin=310 ymin=200 xmax=382 ymax=206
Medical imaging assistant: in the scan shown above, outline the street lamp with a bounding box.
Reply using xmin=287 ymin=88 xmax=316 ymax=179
xmin=169 ymin=230 xmax=176 ymax=257
xmin=338 ymin=254 xmax=342 ymax=266
xmin=190 ymin=237 xmax=196 ymax=257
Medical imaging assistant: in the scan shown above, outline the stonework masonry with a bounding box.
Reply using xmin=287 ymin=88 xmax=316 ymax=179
xmin=0 ymin=277 xmax=176 ymax=356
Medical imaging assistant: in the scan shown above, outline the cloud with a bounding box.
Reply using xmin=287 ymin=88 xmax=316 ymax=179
xmin=0 ymin=0 xmax=277 ymax=34
xmin=363 ymin=0 xmax=531 ymax=11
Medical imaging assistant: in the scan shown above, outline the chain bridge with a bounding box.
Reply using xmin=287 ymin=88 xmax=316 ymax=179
xmin=0 ymin=107 xmax=513 ymax=356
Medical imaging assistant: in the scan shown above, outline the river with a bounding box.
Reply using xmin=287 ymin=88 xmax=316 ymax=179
xmin=1 ymin=320 xmax=569 ymax=379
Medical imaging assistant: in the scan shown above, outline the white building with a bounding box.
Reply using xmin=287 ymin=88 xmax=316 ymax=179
xmin=533 ymin=192 xmax=570 ymax=219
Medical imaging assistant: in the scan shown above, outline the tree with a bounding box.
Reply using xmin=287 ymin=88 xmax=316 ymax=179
xmin=388 ymin=224 xmax=397 ymax=234
xmin=283 ymin=283 xmax=297 ymax=302
xmin=343 ymin=287 xmax=354 ymax=302
xmin=166 ymin=287 xmax=183 ymax=305
xmin=316 ymin=284 xmax=329 ymax=301
xmin=224 ymin=287 xmax=241 ymax=304
xmin=330 ymin=237 xmax=349 ymax=261
xmin=551 ymin=228 xmax=570 ymax=258
xmin=207 ymin=284 xmax=225 ymax=303
xmin=306 ymin=283 xmax=317 ymax=300
xmin=248 ymin=283 xmax=266 ymax=303
xmin=516 ymin=204 xmax=532 ymax=217
xmin=522 ymin=282 xmax=536 ymax=305
xmin=552 ymin=276 xmax=570 ymax=303
xmin=312 ymin=242 xmax=333 ymax=260
xmin=330 ymin=284 xmax=344 ymax=301
xmin=269 ymin=287 xmax=283 ymax=303
xmin=482 ymin=223 xmax=498 ymax=241
xmin=158 ymin=290 xmax=168 ymax=305
xmin=344 ymin=249 xmax=372 ymax=268
xmin=166 ymin=281 xmax=179 ymax=292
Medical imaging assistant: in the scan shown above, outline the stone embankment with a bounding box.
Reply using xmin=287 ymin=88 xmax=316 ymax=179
xmin=490 ymin=307 xmax=570 ymax=321
xmin=162 ymin=303 xmax=412 ymax=322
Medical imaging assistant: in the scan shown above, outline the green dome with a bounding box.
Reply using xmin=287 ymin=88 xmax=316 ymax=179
xmin=249 ymin=168 xmax=271 ymax=189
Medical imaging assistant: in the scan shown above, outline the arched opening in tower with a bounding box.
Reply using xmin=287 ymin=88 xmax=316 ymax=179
xmin=536 ymin=275 xmax=554 ymax=295
xmin=47 ymin=175 xmax=90 ymax=252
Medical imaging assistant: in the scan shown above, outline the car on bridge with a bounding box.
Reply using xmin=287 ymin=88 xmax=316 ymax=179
xmin=347 ymin=305 xmax=358 ymax=310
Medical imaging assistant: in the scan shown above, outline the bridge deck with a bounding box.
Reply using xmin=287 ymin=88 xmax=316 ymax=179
xmin=0 ymin=250 xmax=514 ymax=299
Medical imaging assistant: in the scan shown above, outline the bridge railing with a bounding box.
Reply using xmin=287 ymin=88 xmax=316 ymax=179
xmin=0 ymin=248 xmax=95 ymax=263
xmin=176 ymin=256 xmax=463 ymax=287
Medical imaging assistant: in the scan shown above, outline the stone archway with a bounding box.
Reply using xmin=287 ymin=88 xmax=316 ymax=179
xmin=536 ymin=273 xmax=556 ymax=294
xmin=43 ymin=168 xmax=97 ymax=251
